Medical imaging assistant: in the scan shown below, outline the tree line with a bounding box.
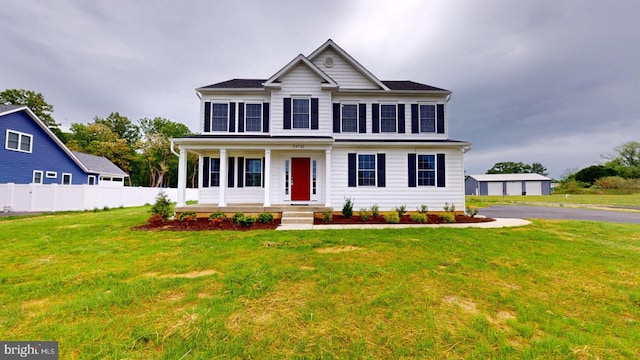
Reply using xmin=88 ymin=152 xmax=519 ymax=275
xmin=1 ymin=89 xmax=197 ymax=187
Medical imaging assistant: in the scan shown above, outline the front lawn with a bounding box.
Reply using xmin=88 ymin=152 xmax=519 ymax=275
xmin=0 ymin=207 xmax=638 ymax=358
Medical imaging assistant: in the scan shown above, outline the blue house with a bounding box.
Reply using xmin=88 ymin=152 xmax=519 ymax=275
xmin=1 ymin=104 xmax=127 ymax=185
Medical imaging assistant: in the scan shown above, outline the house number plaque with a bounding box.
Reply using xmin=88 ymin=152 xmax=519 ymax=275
xmin=293 ymin=145 xmax=305 ymax=149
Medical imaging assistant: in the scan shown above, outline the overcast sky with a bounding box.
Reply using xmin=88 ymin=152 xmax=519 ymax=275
xmin=2 ymin=0 xmax=639 ymax=178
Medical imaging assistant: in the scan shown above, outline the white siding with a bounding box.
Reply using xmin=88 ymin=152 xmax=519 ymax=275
xmin=329 ymin=147 xmax=465 ymax=211
xmin=311 ymin=48 xmax=379 ymax=89
xmin=270 ymin=65 xmax=332 ymax=137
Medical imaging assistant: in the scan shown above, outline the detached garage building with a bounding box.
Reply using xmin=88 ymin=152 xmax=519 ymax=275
xmin=465 ymin=174 xmax=552 ymax=196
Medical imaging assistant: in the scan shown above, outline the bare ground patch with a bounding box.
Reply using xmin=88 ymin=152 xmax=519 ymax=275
xmin=315 ymin=245 xmax=361 ymax=253
xmin=143 ymin=269 xmax=223 ymax=279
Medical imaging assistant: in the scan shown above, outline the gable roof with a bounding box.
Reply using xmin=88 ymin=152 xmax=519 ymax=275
xmin=262 ymin=54 xmax=339 ymax=89
xmin=468 ymin=174 xmax=551 ymax=182
xmin=0 ymin=104 xmax=23 ymax=113
xmin=308 ymin=39 xmax=390 ymax=91
xmin=72 ymin=151 xmax=129 ymax=177
xmin=196 ymin=39 xmax=449 ymax=93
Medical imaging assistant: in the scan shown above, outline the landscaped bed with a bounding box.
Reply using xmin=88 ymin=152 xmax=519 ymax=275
xmin=316 ymin=213 xmax=495 ymax=225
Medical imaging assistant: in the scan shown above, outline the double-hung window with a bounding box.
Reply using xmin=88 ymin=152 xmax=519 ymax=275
xmin=211 ymin=103 xmax=228 ymax=131
xmin=5 ymin=130 xmax=32 ymax=153
xmin=210 ymin=158 xmax=220 ymax=187
xmin=33 ymin=170 xmax=43 ymax=184
xmin=358 ymin=154 xmax=376 ymax=186
xmin=380 ymin=104 xmax=397 ymax=133
xmin=245 ymin=159 xmax=262 ymax=187
xmin=245 ymin=103 xmax=262 ymax=132
xmin=292 ymin=98 xmax=310 ymax=129
xmin=417 ymin=155 xmax=436 ymax=186
xmin=62 ymin=173 xmax=72 ymax=185
xmin=341 ymin=104 xmax=358 ymax=132
xmin=419 ymin=105 xmax=436 ymax=133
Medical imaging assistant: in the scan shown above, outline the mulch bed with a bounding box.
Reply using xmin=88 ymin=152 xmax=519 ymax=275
xmin=315 ymin=214 xmax=495 ymax=225
xmin=132 ymin=218 xmax=281 ymax=231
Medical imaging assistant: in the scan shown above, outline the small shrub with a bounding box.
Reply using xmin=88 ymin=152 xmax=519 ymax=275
xmin=371 ymin=204 xmax=380 ymax=218
xmin=151 ymin=191 xmax=173 ymax=220
xmin=237 ymin=215 xmax=256 ymax=227
xmin=257 ymin=212 xmax=274 ymax=224
xmin=231 ymin=212 xmax=244 ymax=223
xmin=410 ymin=213 xmax=428 ymax=224
xmin=443 ymin=202 xmax=456 ymax=213
xmin=439 ymin=212 xmax=455 ymax=223
xmin=466 ymin=205 xmax=478 ymax=218
xmin=342 ymin=197 xmax=354 ymax=219
xmin=147 ymin=214 xmax=164 ymax=226
xmin=359 ymin=208 xmax=371 ymax=222
xmin=417 ymin=205 xmax=429 ymax=214
xmin=395 ymin=205 xmax=407 ymax=218
xmin=103 ymin=206 xmax=110 ymax=211
xmin=384 ymin=212 xmax=400 ymax=224
xmin=178 ymin=211 xmax=197 ymax=222
xmin=323 ymin=211 xmax=333 ymax=223
xmin=208 ymin=211 xmax=227 ymax=220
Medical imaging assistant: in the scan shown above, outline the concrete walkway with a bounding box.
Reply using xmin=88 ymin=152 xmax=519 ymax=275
xmin=276 ymin=218 xmax=530 ymax=230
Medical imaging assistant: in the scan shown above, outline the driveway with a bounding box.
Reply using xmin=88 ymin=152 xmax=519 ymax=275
xmin=479 ymin=205 xmax=640 ymax=224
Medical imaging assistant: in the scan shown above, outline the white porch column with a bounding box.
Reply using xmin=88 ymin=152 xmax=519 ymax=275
xmin=325 ymin=149 xmax=332 ymax=208
xmin=177 ymin=146 xmax=188 ymax=206
xmin=219 ymin=148 xmax=227 ymax=207
xmin=263 ymin=149 xmax=271 ymax=207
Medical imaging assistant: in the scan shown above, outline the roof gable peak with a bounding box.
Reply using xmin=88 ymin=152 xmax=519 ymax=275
xmin=263 ymin=54 xmax=338 ymax=88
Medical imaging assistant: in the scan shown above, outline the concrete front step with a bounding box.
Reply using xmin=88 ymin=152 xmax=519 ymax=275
xmin=280 ymin=211 xmax=314 ymax=225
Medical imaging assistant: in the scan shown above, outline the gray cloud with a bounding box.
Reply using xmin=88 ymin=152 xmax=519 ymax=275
xmin=2 ymin=0 xmax=638 ymax=178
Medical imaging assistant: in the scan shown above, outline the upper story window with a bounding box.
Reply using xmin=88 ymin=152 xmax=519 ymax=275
xmin=245 ymin=103 xmax=262 ymax=132
xmin=211 ymin=103 xmax=229 ymax=131
xmin=341 ymin=104 xmax=358 ymax=133
xmin=380 ymin=104 xmax=397 ymax=133
xmin=5 ymin=129 xmax=32 ymax=153
xmin=292 ymin=98 xmax=310 ymax=129
xmin=419 ymin=105 xmax=436 ymax=133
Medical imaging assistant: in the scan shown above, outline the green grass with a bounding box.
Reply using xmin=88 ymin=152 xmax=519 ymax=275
xmin=467 ymin=194 xmax=640 ymax=208
xmin=1 ymin=207 xmax=639 ymax=359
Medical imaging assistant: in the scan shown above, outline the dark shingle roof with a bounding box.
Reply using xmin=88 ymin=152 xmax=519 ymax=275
xmin=381 ymin=81 xmax=448 ymax=92
xmin=199 ymin=79 xmax=448 ymax=92
xmin=201 ymin=79 xmax=266 ymax=89
xmin=0 ymin=104 xmax=24 ymax=113
xmin=72 ymin=151 xmax=128 ymax=177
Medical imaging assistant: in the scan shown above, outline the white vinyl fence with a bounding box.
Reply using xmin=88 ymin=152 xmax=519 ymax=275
xmin=0 ymin=183 xmax=198 ymax=212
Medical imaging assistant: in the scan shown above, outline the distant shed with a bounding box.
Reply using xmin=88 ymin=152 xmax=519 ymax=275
xmin=465 ymin=174 xmax=552 ymax=196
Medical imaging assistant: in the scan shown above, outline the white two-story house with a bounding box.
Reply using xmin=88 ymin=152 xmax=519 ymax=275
xmin=172 ymin=39 xmax=470 ymax=213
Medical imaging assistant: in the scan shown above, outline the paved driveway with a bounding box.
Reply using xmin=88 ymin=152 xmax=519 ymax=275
xmin=479 ymin=205 xmax=640 ymax=224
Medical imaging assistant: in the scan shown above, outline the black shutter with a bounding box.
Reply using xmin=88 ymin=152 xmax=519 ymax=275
xmin=359 ymin=103 xmax=367 ymax=133
xmin=237 ymin=157 xmax=244 ymax=188
xmin=411 ymin=104 xmax=419 ymax=133
xmin=332 ymin=103 xmax=340 ymax=133
xmin=397 ymin=104 xmax=405 ymax=133
xmin=348 ymin=153 xmax=356 ymax=187
xmin=202 ymin=156 xmax=210 ymax=187
xmin=408 ymin=153 xmax=416 ymax=187
xmin=262 ymin=103 xmax=270 ymax=133
xmin=311 ymin=98 xmax=319 ymax=129
xmin=437 ymin=153 xmax=446 ymax=187
xmin=227 ymin=157 xmax=235 ymax=188
xmin=283 ymin=98 xmax=291 ymax=129
xmin=204 ymin=102 xmax=211 ymax=132
xmin=437 ymin=104 xmax=445 ymax=134
xmin=377 ymin=153 xmax=386 ymax=187
xmin=229 ymin=102 xmax=236 ymax=132
xmin=372 ymin=104 xmax=379 ymax=133
xmin=238 ymin=103 xmax=245 ymax=132
xmin=262 ymin=157 xmax=265 ymax=188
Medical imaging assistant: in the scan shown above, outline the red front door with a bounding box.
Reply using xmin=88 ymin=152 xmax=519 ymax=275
xmin=291 ymin=158 xmax=311 ymax=201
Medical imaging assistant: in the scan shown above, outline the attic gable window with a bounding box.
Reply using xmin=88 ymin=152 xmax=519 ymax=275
xmin=5 ymin=129 xmax=33 ymax=153
xmin=380 ymin=105 xmax=397 ymax=133
xmin=211 ymin=103 xmax=229 ymax=131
